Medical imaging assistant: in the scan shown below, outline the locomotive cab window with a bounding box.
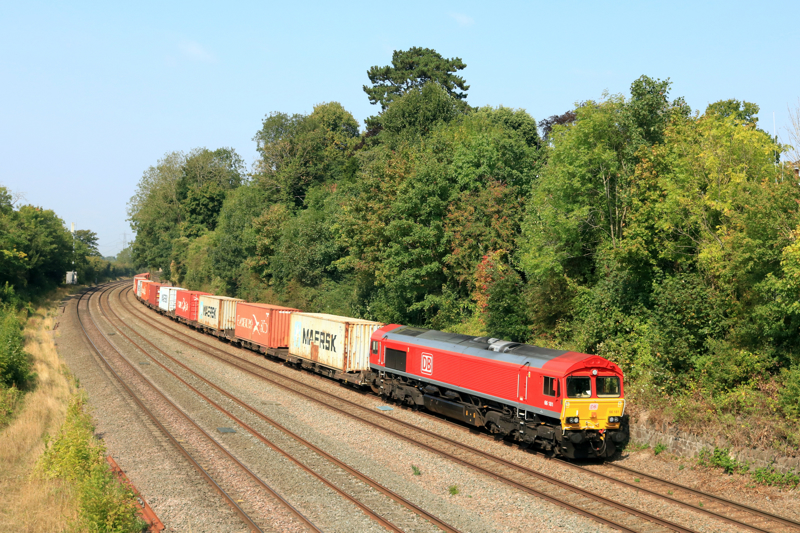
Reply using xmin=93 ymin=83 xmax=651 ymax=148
xmin=371 ymin=341 xmax=379 ymax=354
xmin=567 ymin=376 xmax=592 ymax=398
xmin=543 ymin=376 xmax=557 ymax=397
xmin=597 ymin=376 xmax=620 ymax=397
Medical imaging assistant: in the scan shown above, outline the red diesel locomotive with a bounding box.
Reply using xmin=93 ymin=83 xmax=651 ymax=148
xmin=369 ymin=325 xmax=628 ymax=458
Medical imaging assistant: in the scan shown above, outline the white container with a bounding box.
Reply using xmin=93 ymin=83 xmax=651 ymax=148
xmin=289 ymin=313 xmax=383 ymax=372
xmin=197 ymin=295 xmax=242 ymax=330
xmin=136 ymin=279 xmax=145 ymax=297
xmin=159 ymin=287 xmax=186 ymax=312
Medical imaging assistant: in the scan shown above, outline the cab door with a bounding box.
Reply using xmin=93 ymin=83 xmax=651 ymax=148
xmin=517 ymin=362 xmax=531 ymax=403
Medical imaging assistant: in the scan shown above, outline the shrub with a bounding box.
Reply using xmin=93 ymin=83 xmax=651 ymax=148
xmin=38 ymin=393 xmax=145 ymax=532
xmin=0 ymin=306 xmax=33 ymax=389
xmin=0 ymin=384 xmax=22 ymax=427
xmin=698 ymin=447 xmax=749 ymax=475
xmin=779 ymin=365 xmax=800 ymax=419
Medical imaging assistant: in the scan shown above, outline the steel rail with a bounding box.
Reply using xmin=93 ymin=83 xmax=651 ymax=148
xmin=82 ymin=284 xmax=320 ymax=533
xmin=601 ymin=463 xmax=800 ymax=531
xmin=386 ymin=404 xmax=787 ymax=533
xmin=74 ymin=285 xmax=264 ymax=533
xmin=121 ymin=285 xmax=715 ymax=533
xmin=100 ymin=284 xmax=456 ymax=533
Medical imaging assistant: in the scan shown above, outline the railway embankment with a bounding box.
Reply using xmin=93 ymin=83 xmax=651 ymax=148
xmin=629 ymin=414 xmax=800 ymax=475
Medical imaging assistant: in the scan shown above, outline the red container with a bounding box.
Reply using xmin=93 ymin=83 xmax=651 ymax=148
xmin=234 ymin=302 xmax=299 ymax=349
xmin=140 ymin=281 xmax=154 ymax=301
xmin=175 ymin=291 xmax=209 ymax=322
xmin=147 ymin=283 xmax=164 ymax=307
xmin=133 ymin=273 xmax=150 ymax=293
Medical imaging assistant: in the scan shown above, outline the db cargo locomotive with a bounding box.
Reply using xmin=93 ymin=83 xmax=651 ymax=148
xmin=368 ymin=325 xmax=627 ymax=458
xmin=136 ymin=279 xmax=628 ymax=458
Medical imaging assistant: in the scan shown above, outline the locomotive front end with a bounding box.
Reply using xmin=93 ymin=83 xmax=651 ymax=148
xmin=559 ymin=370 xmax=629 ymax=458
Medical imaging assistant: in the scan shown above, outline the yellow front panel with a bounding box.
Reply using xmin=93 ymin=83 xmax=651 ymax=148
xmin=561 ymin=399 xmax=625 ymax=430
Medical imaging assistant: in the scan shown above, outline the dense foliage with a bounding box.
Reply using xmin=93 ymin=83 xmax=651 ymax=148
xmin=128 ymin=48 xmax=800 ymax=448
xmin=38 ymin=393 xmax=146 ymax=532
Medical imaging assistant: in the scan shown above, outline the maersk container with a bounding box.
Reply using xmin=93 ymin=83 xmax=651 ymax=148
xmin=159 ymin=287 xmax=186 ymax=312
xmin=289 ymin=313 xmax=383 ymax=372
xmin=175 ymin=291 xmax=208 ymax=322
xmin=234 ymin=302 xmax=299 ymax=349
xmin=197 ymin=295 xmax=242 ymax=331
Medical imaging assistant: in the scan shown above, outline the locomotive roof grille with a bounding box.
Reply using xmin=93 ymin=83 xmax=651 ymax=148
xmin=385 ymin=326 xmax=569 ymax=368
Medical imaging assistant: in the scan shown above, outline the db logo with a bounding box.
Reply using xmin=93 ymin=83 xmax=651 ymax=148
xmin=421 ymin=353 xmax=433 ymax=375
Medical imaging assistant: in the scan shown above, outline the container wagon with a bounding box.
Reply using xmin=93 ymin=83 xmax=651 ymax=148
xmin=175 ymin=291 xmax=209 ymax=324
xmin=159 ymin=287 xmax=186 ymax=315
xmin=288 ymin=313 xmax=383 ymax=384
xmin=197 ymin=295 xmax=242 ymax=336
xmin=233 ymin=302 xmax=299 ymax=354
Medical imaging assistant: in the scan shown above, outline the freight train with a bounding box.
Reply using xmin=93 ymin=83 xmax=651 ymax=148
xmin=133 ymin=274 xmax=629 ymax=458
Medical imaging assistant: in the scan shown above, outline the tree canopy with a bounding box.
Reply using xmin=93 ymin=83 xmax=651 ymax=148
xmin=363 ymin=47 xmax=469 ymax=110
xmin=127 ymin=53 xmax=800 ymax=450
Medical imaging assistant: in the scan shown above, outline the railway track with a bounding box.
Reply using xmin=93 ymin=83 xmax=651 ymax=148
xmin=96 ymin=282 xmax=463 ymax=533
xmin=115 ymin=281 xmax=768 ymax=533
xmin=77 ymin=283 xmax=319 ymax=533
xmin=370 ymin=396 xmax=800 ymax=533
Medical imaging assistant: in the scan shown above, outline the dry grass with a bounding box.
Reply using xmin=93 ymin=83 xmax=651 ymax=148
xmin=0 ymin=288 xmax=80 ymax=531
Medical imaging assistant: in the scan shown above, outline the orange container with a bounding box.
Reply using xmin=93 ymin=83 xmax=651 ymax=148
xmin=234 ymin=302 xmax=299 ymax=349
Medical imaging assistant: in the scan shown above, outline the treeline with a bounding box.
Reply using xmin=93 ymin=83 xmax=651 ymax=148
xmin=129 ymin=48 xmax=800 ymax=446
xmin=0 ymin=184 xmax=134 ymax=399
xmin=0 ymin=186 xmax=135 ymax=301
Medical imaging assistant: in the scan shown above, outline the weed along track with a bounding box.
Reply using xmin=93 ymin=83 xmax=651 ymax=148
xmin=97 ymin=282 xmax=463 ymax=533
xmin=114 ymin=279 xmax=787 ymax=533
xmin=77 ymin=283 xmax=320 ymax=533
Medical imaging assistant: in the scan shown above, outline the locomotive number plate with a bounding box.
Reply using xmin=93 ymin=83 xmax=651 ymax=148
xmin=589 ymin=403 xmax=598 ymax=411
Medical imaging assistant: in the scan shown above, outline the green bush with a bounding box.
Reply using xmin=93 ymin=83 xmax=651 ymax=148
xmin=0 ymin=306 xmax=33 ymax=389
xmin=38 ymin=393 xmax=146 ymax=532
xmin=0 ymin=384 xmax=22 ymax=427
xmin=698 ymin=447 xmax=749 ymax=475
xmin=779 ymin=365 xmax=800 ymax=419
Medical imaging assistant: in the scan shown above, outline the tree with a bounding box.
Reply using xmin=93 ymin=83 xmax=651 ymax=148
xmin=74 ymin=230 xmax=100 ymax=256
xmin=363 ymin=47 xmax=469 ymax=111
xmin=706 ymin=99 xmax=760 ymax=124
xmin=252 ymin=102 xmax=359 ymax=206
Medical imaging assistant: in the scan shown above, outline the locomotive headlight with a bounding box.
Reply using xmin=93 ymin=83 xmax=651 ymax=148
xmin=566 ymin=417 xmax=580 ymax=424
xmin=608 ymin=416 xmax=620 ymax=424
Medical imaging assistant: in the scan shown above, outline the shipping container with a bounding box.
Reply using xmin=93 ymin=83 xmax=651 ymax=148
xmin=159 ymin=287 xmax=186 ymax=312
xmin=197 ymin=295 xmax=242 ymax=331
xmin=133 ymin=273 xmax=149 ymax=293
xmin=289 ymin=313 xmax=383 ymax=373
xmin=137 ymin=278 xmax=148 ymax=298
xmin=139 ymin=280 xmax=154 ymax=301
xmin=234 ymin=302 xmax=299 ymax=349
xmin=175 ymin=291 xmax=209 ymax=322
xmin=148 ymin=283 xmax=165 ymax=307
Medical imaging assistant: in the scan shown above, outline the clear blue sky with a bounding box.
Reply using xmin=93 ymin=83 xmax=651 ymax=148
xmin=1 ymin=0 xmax=797 ymax=256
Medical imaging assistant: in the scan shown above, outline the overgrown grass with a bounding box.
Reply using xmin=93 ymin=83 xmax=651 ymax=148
xmin=0 ymin=385 xmax=23 ymax=428
xmin=698 ymin=447 xmax=800 ymax=490
xmin=38 ymin=393 xmax=146 ymax=532
xmin=626 ymin=376 xmax=800 ymax=454
xmin=0 ymin=287 xmax=145 ymax=531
